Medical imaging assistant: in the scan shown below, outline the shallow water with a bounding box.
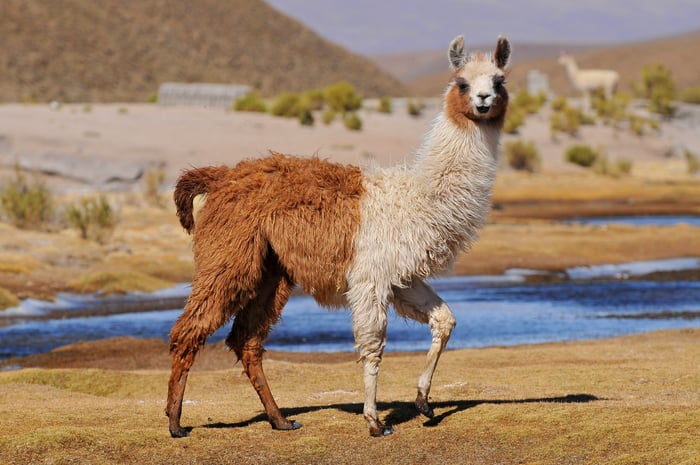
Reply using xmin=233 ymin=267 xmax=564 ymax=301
xmin=569 ymin=215 xmax=700 ymax=227
xmin=1 ymin=261 xmax=699 ymax=359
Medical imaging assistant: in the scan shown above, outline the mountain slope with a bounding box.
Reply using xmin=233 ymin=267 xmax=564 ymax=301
xmin=405 ymin=30 xmax=700 ymax=97
xmin=0 ymin=0 xmax=406 ymax=102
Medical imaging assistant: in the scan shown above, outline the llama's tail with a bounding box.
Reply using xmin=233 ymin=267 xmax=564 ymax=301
xmin=173 ymin=166 xmax=229 ymax=234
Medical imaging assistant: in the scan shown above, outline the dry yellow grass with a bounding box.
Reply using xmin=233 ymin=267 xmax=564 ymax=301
xmin=0 ymin=330 xmax=698 ymax=464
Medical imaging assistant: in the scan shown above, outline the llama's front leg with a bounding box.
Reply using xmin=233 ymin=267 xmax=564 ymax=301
xmin=353 ymin=305 xmax=394 ymax=436
xmin=393 ymin=279 xmax=456 ymax=418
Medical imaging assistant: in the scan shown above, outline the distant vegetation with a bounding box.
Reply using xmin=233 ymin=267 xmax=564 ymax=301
xmin=633 ymin=64 xmax=677 ymax=117
xmin=0 ymin=287 xmax=19 ymax=311
xmin=565 ymin=144 xmax=599 ymax=167
xmin=65 ymin=195 xmax=116 ymax=243
xmin=504 ymin=139 xmax=540 ymax=172
xmin=234 ymin=81 xmax=365 ymax=130
xmin=0 ymin=165 xmax=54 ymax=230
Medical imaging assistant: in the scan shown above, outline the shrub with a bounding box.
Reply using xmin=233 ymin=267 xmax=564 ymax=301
xmin=65 ymin=195 xmax=116 ymax=242
xmin=634 ymin=64 xmax=676 ymax=117
xmin=143 ymin=167 xmax=166 ymax=207
xmin=0 ymin=165 xmax=54 ymax=230
xmin=234 ymin=92 xmax=267 ymax=112
xmin=298 ymin=106 xmax=314 ymax=126
xmin=269 ymin=92 xmax=301 ymax=117
xmin=300 ymin=89 xmax=325 ymax=111
xmin=679 ymin=86 xmax=700 ymax=104
xmin=565 ymin=144 xmax=598 ymax=167
xmin=504 ymin=139 xmax=540 ymax=172
xmin=343 ymin=112 xmax=363 ymax=131
xmin=550 ymin=105 xmax=582 ymax=138
xmin=550 ymin=96 xmax=568 ymax=112
xmin=407 ymin=99 xmax=426 ymax=117
xmin=504 ymin=107 xmax=526 ymax=134
xmin=377 ymin=97 xmax=392 ymax=114
xmin=512 ymin=89 xmax=546 ymax=115
xmin=323 ymin=81 xmax=362 ymax=114
xmin=145 ymin=92 xmax=158 ymax=104
xmin=593 ymin=155 xmax=633 ymax=177
xmin=593 ymin=91 xmax=630 ymax=126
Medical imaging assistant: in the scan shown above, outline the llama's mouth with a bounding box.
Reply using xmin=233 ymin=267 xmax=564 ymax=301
xmin=476 ymin=105 xmax=491 ymax=114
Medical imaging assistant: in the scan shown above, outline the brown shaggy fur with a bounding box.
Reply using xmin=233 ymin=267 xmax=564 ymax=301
xmin=166 ymin=153 xmax=364 ymax=436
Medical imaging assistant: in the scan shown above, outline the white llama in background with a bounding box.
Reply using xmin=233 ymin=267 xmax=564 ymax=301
xmin=558 ymin=53 xmax=619 ymax=107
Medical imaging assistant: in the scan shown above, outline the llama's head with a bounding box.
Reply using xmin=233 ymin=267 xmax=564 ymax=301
xmin=558 ymin=53 xmax=574 ymax=67
xmin=445 ymin=36 xmax=510 ymax=128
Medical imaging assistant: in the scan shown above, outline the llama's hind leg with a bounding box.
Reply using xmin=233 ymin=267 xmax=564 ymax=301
xmin=393 ymin=278 xmax=456 ymax=418
xmin=166 ymin=294 xmax=233 ymax=437
xmin=226 ymin=268 xmax=299 ymax=431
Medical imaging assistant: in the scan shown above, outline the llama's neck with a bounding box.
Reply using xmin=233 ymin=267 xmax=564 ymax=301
xmin=410 ymin=110 xmax=500 ymax=246
xmin=562 ymin=59 xmax=582 ymax=87
xmin=413 ymin=111 xmax=499 ymax=199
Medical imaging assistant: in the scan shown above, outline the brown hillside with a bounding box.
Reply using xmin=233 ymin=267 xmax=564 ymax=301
xmin=0 ymin=0 xmax=406 ymax=103
xmin=408 ymin=30 xmax=700 ymax=97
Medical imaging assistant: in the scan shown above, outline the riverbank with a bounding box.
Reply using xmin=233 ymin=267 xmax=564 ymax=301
xmin=0 ymin=328 xmax=698 ymax=464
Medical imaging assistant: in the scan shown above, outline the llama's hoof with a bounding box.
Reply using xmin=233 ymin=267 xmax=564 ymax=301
xmin=415 ymin=392 xmax=435 ymax=418
xmin=368 ymin=421 xmax=395 ymax=437
xmin=272 ymin=420 xmax=302 ymax=431
xmin=169 ymin=427 xmax=190 ymax=438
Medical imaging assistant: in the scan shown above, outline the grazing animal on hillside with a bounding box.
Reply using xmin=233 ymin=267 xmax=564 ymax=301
xmin=166 ymin=35 xmax=511 ymax=438
xmin=558 ymin=53 xmax=619 ymax=106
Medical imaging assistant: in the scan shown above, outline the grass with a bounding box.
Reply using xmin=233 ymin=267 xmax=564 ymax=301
xmin=0 ymin=329 xmax=698 ymax=464
xmin=67 ymin=270 xmax=173 ymax=294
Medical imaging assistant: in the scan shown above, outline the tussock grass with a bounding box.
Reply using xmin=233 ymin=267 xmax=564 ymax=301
xmin=0 ymin=286 xmax=19 ymax=310
xmin=67 ymin=270 xmax=173 ymax=294
xmin=0 ymin=330 xmax=698 ymax=464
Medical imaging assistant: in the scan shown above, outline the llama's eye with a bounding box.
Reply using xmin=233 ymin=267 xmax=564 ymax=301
xmin=456 ymin=80 xmax=469 ymax=93
xmin=493 ymin=76 xmax=506 ymax=90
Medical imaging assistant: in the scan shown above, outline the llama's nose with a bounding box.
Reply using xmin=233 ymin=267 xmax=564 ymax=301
xmin=477 ymin=92 xmax=491 ymax=102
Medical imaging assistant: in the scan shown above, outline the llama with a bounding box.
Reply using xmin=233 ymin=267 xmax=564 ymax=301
xmin=166 ymin=35 xmax=511 ymax=438
xmin=558 ymin=53 xmax=619 ymax=107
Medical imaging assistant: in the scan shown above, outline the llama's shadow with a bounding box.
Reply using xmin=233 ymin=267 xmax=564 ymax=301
xmin=201 ymin=393 xmax=600 ymax=431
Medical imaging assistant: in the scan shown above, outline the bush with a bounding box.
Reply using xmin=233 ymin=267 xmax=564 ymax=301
xmin=143 ymin=167 xmax=166 ymax=207
xmin=377 ymin=97 xmax=392 ymax=114
xmin=593 ymin=155 xmax=633 ymax=177
xmin=269 ymin=92 xmax=301 ymax=117
xmin=323 ymin=81 xmax=362 ymax=114
xmin=298 ymin=107 xmax=314 ymax=126
xmin=550 ymin=106 xmax=582 ymax=138
xmin=634 ymin=64 xmax=676 ymax=117
xmin=512 ymin=89 xmax=546 ymax=115
xmin=65 ymin=195 xmax=117 ymax=242
xmin=565 ymin=144 xmax=598 ymax=167
xmin=592 ymin=91 xmax=630 ymax=127
xmin=679 ymin=86 xmax=700 ymax=104
xmin=504 ymin=139 xmax=540 ymax=172
xmin=504 ymin=107 xmax=526 ymax=134
xmin=407 ymin=100 xmax=426 ymax=117
xmin=300 ymin=89 xmax=325 ymax=111
xmin=0 ymin=165 xmax=54 ymax=230
xmin=234 ymin=92 xmax=267 ymax=112
xmin=343 ymin=112 xmax=363 ymax=131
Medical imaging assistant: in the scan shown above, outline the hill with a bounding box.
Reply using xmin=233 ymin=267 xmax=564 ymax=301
xmin=403 ymin=30 xmax=700 ymax=97
xmin=0 ymin=0 xmax=406 ymax=103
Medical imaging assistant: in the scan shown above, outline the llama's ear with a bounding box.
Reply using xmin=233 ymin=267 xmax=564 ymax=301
xmin=494 ymin=36 xmax=511 ymax=70
xmin=448 ymin=35 xmax=467 ymax=71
